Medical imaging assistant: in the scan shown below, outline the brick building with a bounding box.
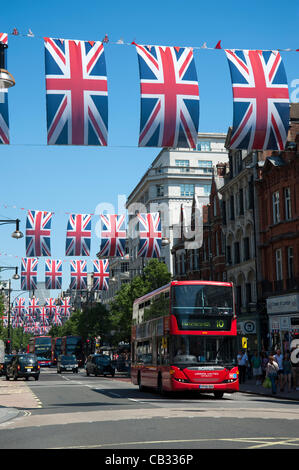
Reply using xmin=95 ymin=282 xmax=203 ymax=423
xmin=256 ymin=103 xmax=299 ymax=352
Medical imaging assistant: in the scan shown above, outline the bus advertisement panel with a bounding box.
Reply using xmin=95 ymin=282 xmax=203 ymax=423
xmin=131 ymin=280 xmax=238 ymax=398
xmin=28 ymin=336 xmax=53 ymax=363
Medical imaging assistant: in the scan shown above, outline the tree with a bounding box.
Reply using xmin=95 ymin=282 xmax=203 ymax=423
xmin=109 ymin=259 xmax=171 ymax=344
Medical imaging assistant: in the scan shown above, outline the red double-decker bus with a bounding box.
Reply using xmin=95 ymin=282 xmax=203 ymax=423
xmin=131 ymin=280 xmax=239 ymax=399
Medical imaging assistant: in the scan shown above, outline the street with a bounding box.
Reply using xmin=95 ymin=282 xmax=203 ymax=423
xmin=0 ymin=368 xmax=299 ymax=452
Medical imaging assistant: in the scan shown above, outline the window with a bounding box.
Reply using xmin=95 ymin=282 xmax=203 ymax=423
xmin=287 ymin=247 xmax=294 ymax=278
xmin=284 ymin=187 xmax=292 ymax=220
xmin=156 ymin=184 xmax=164 ymax=197
xmin=180 ymin=184 xmax=194 ymax=196
xmin=236 ymin=286 xmax=242 ymax=310
xmin=272 ymin=191 xmax=280 ymax=224
xmin=239 ymin=188 xmax=244 ymax=215
xmin=175 ymin=159 xmax=190 ymax=172
xmin=245 ymin=283 xmax=252 ymax=306
xmin=243 ymin=237 xmax=250 ymax=261
xmin=226 ymin=245 xmax=232 ymax=265
xmin=222 ymin=201 xmax=227 ymax=225
xmin=275 ymin=248 xmax=283 ymax=281
xmin=234 ymin=242 xmax=240 ymax=264
xmin=230 ymin=195 xmax=235 ymax=220
xmin=201 ymin=184 xmax=211 ymax=195
xmin=198 ymin=160 xmax=213 ymax=173
xmin=197 ymin=141 xmax=211 ymax=151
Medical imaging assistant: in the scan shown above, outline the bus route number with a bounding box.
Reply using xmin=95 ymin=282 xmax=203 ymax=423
xmin=216 ymin=320 xmax=225 ymax=329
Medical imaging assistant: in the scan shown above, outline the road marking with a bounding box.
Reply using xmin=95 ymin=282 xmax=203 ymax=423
xmin=49 ymin=436 xmax=299 ymax=450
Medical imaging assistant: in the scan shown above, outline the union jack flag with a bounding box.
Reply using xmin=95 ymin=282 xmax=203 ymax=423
xmin=134 ymin=43 xmax=199 ymax=149
xmin=66 ymin=213 xmax=91 ymax=256
xmin=225 ymin=49 xmax=289 ymax=151
xmin=0 ymin=33 xmax=9 ymax=145
xmin=98 ymin=214 xmax=126 ymax=257
xmin=58 ymin=297 xmax=71 ymax=318
xmin=23 ymin=310 xmax=34 ymax=327
xmin=137 ymin=212 xmax=162 ymax=258
xmin=39 ymin=307 xmax=50 ymax=326
xmin=13 ymin=298 xmax=27 ymax=319
xmin=12 ymin=316 xmax=23 ymax=328
xmin=70 ymin=260 xmax=87 ymax=290
xmin=28 ymin=297 xmax=41 ymax=320
xmin=51 ymin=310 xmax=62 ymax=326
xmin=21 ymin=258 xmax=38 ymax=291
xmin=2 ymin=314 xmax=8 ymax=327
xmin=44 ymin=37 xmax=108 ymax=146
xmin=26 ymin=210 xmax=53 ymax=257
xmin=44 ymin=298 xmax=57 ymax=317
xmin=92 ymin=259 xmax=109 ymax=290
xmin=33 ymin=322 xmax=41 ymax=335
xmin=45 ymin=259 xmax=62 ymax=289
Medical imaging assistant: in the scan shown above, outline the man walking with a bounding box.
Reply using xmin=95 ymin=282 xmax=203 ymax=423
xmin=237 ymin=350 xmax=248 ymax=384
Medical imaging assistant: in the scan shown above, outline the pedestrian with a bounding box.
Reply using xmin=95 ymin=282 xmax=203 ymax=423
xmin=251 ymin=351 xmax=262 ymax=385
xmin=265 ymin=355 xmax=279 ymax=394
xmin=261 ymin=351 xmax=268 ymax=381
xmin=237 ymin=349 xmax=248 ymax=384
xmin=274 ymin=349 xmax=284 ymax=391
xmin=282 ymin=352 xmax=292 ymax=393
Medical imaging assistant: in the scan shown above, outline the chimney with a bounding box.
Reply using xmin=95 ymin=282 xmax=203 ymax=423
xmin=216 ymin=162 xmax=226 ymax=177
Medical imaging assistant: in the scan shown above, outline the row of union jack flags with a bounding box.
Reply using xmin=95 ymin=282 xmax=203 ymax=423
xmin=2 ymin=297 xmax=72 ymax=332
xmin=25 ymin=211 xmax=162 ymax=259
xmin=21 ymin=258 xmax=110 ymax=291
xmin=0 ymin=33 xmax=290 ymax=151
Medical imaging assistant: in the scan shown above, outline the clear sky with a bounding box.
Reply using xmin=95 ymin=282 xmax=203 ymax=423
xmin=0 ymin=0 xmax=298 ymax=294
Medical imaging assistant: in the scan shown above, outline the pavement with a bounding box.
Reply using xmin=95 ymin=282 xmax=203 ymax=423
xmin=0 ymin=372 xmax=298 ymax=426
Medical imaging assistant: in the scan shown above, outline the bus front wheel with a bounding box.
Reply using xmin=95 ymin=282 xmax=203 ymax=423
xmin=214 ymin=391 xmax=224 ymax=399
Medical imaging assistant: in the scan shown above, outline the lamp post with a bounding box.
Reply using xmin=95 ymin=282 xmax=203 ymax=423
xmin=0 ymin=43 xmax=15 ymax=90
xmin=0 ymin=218 xmax=23 ymax=239
xmin=0 ymin=266 xmax=20 ymax=353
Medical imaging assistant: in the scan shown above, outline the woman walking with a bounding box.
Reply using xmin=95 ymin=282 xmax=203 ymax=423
xmin=265 ymin=355 xmax=279 ymax=394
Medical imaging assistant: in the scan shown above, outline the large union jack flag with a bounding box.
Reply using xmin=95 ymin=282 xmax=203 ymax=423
xmin=28 ymin=297 xmax=41 ymax=320
xmin=225 ymin=49 xmax=289 ymax=151
xmin=66 ymin=213 xmax=91 ymax=256
xmin=70 ymin=260 xmax=87 ymax=290
xmin=134 ymin=43 xmax=199 ymax=149
xmin=44 ymin=37 xmax=108 ymax=146
xmin=92 ymin=259 xmax=109 ymax=290
xmin=137 ymin=212 xmax=162 ymax=258
xmin=26 ymin=210 xmax=53 ymax=257
xmin=21 ymin=258 xmax=38 ymax=291
xmin=98 ymin=214 xmax=126 ymax=257
xmin=0 ymin=33 xmax=9 ymax=145
xmin=51 ymin=309 xmax=62 ymax=326
xmin=45 ymin=259 xmax=62 ymax=289
xmin=59 ymin=297 xmax=71 ymax=319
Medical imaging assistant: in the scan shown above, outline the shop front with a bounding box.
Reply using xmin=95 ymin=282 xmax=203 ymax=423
xmin=267 ymin=294 xmax=299 ymax=353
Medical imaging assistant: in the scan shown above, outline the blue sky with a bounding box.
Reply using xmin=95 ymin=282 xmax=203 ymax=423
xmin=0 ymin=0 xmax=298 ymax=294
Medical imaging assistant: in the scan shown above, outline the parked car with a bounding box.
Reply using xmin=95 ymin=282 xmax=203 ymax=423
xmin=6 ymin=354 xmax=40 ymax=381
xmin=0 ymin=354 xmax=14 ymax=377
xmin=37 ymin=356 xmax=52 ymax=367
xmin=57 ymin=355 xmax=78 ymax=374
xmin=85 ymin=354 xmax=115 ymax=377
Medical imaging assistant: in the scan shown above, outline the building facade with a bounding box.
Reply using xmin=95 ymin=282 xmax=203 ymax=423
xmin=256 ymin=103 xmax=299 ymax=352
xmin=126 ymin=133 xmax=228 ymax=277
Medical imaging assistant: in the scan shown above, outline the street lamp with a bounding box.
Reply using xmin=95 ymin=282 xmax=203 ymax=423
xmin=0 ymin=43 xmax=15 ymax=90
xmin=0 ymin=218 xmax=23 ymax=239
xmin=0 ymin=266 xmax=20 ymax=353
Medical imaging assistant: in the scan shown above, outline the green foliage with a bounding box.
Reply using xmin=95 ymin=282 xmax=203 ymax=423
xmin=109 ymin=259 xmax=171 ymax=344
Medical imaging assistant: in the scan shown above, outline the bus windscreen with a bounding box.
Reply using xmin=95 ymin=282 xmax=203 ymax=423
xmin=172 ymin=285 xmax=233 ymax=315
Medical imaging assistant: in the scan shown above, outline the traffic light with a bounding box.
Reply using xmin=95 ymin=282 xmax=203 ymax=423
xmin=5 ymin=339 xmax=11 ymax=353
